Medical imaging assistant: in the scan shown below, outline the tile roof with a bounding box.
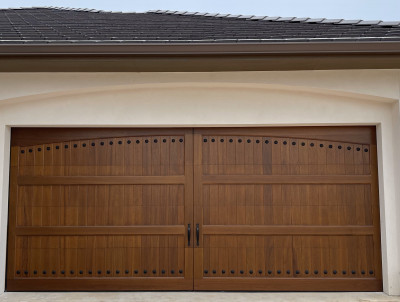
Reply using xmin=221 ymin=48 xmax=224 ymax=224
xmin=0 ymin=7 xmax=400 ymax=44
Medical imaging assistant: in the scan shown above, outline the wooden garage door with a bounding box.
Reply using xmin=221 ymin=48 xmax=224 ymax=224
xmin=7 ymin=128 xmax=194 ymax=291
xmin=7 ymin=127 xmax=382 ymax=291
xmin=193 ymin=127 xmax=382 ymax=291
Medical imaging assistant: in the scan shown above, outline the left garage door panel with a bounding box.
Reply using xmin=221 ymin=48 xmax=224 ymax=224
xmin=7 ymin=128 xmax=194 ymax=291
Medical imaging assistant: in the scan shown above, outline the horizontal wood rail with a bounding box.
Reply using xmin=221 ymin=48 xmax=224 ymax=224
xmin=18 ymin=176 xmax=186 ymax=185
xmin=201 ymin=175 xmax=372 ymax=184
xmin=15 ymin=225 xmax=185 ymax=236
xmin=202 ymin=225 xmax=374 ymax=236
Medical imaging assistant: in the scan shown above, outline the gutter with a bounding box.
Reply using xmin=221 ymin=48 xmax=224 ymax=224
xmin=1 ymin=42 xmax=400 ymax=56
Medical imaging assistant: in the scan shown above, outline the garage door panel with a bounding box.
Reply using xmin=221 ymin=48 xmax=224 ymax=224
xmin=201 ymin=135 xmax=371 ymax=176
xmin=8 ymin=129 xmax=193 ymax=291
xmin=194 ymin=127 xmax=381 ymax=291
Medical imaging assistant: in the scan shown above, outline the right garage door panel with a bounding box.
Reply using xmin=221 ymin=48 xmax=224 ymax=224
xmin=194 ymin=127 xmax=382 ymax=291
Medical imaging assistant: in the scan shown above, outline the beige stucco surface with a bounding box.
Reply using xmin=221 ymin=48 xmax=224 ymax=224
xmin=0 ymin=70 xmax=399 ymax=295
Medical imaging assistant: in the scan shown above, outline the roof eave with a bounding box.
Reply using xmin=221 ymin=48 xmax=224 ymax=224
xmin=1 ymin=41 xmax=400 ymax=56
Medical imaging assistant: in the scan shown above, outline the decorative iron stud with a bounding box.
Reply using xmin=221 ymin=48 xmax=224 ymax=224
xmin=73 ymin=144 xmax=77 ymax=148
xmin=314 ymin=270 xmax=318 ymax=274
xmin=292 ymin=142 xmax=296 ymax=145
xmin=249 ymin=270 xmax=253 ymax=274
xmin=203 ymin=138 xmax=208 ymax=143
xmin=265 ymin=140 xmax=269 ymax=144
xmin=153 ymin=139 xmax=158 ymax=143
xmin=283 ymin=141 xmax=287 ymax=145
xmin=364 ymin=148 xmax=369 ymax=152
xmin=56 ymin=146 xmax=60 ymax=149
xmin=136 ymin=140 xmax=140 ymax=144
xmin=212 ymin=270 xmax=216 ymax=274
xmin=145 ymin=140 xmax=149 ymax=144
xmin=333 ymin=270 xmax=337 ymax=274
xmin=162 ymin=139 xmax=166 ymax=143
xmin=347 ymin=146 xmax=351 ymax=150
xmin=369 ymin=270 xmax=374 ymax=274
xmin=268 ymin=270 xmax=272 ymax=274
xmin=286 ymin=270 xmax=290 ymax=274
xmin=152 ymin=270 xmax=156 ymax=274
xmin=361 ymin=270 xmax=365 ymax=275
xmin=259 ymin=270 xmax=263 ymax=274
xmin=204 ymin=270 xmax=208 ymax=274
xmin=179 ymin=138 xmax=184 ymax=143
xmin=352 ymin=270 xmax=356 ymax=274
xmin=88 ymin=270 xmax=92 ymax=274
xmin=29 ymin=149 xmax=33 ymax=152
xmin=277 ymin=270 xmax=281 ymax=274
xmin=247 ymin=139 xmax=251 ymax=143
xmin=60 ymin=270 xmax=64 ymax=274
xmin=305 ymin=270 xmax=309 ymax=274
xmin=162 ymin=270 xmax=165 ymax=274
xmin=238 ymin=139 xmax=242 ymax=143
xmin=100 ymin=142 xmax=104 ymax=146
xmin=220 ymin=139 xmax=224 ymax=142
xmin=301 ymin=142 xmax=305 ymax=146
xmin=91 ymin=143 xmax=95 ymax=146
xmin=295 ymin=270 xmax=300 ymax=274
xmin=71 ymin=270 xmax=75 ymax=274
xmin=134 ymin=270 xmax=138 ymax=274
xmin=46 ymin=147 xmax=51 ymax=151
xmin=320 ymin=144 xmax=323 ymax=148
xmin=274 ymin=141 xmax=278 ymax=144
xmin=127 ymin=140 xmax=132 ymax=144
xmin=24 ymin=271 xmax=28 ymax=275
xmin=310 ymin=143 xmax=314 ymax=147
xmin=97 ymin=270 xmax=101 ymax=274
xmin=231 ymin=270 xmax=235 ymax=274
xmin=43 ymin=270 xmax=46 ymax=274
xmin=229 ymin=139 xmax=233 ymax=143
xmin=324 ymin=270 xmax=328 ymax=274
xmin=21 ymin=150 xmax=25 ymax=154
xmin=38 ymin=147 xmax=42 ymax=151
xmin=240 ymin=270 xmax=244 ymax=274
xmin=329 ymin=145 xmax=333 ymax=148
xmin=172 ymin=139 xmax=176 ymax=143
xmin=256 ymin=140 xmax=260 ymax=144
xmin=16 ymin=270 xmax=20 ymax=274
xmin=171 ymin=270 xmax=175 ymax=274
xmin=342 ymin=270 xmax=347 ymax=275
xmin=179 ymin=270 xmax=183 ymax=274
xmin=118 ymin=141 xmax=122 ymax=145
xmin=107 ymin=270 xmax=111 ymax=274
xmin=79 ymin=270 xmax=83 ymax=274
xmin=222 ymin=270 xmax=226 ymax=274
xmin=356 ymin=147 xmax=360 ymax=151
xmin=109 ymin=141 xmax=113 ymax=145
xmin=82 ymin=143 xmax=86 ymax=147
xmin=143 ymin=270 xmax=147 ymax=274
xmin=338 ymin=146 xmax=342 ymax=149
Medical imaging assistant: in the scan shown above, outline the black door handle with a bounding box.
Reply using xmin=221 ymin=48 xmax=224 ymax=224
xmin=187 ymin=224 xmax=191 ymax=246
xmin=196 ymin=224 xmax=200 ymax=246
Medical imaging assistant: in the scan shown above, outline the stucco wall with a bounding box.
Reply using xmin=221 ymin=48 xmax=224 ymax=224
xmin=0 ymin=70 xmax=399 ymax=294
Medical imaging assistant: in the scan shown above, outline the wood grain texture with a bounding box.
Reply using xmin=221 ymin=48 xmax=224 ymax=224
xmin=7 ymin=126 xmax=382 ymax=292
xmin=193 ymin=127 xmax=382 ymax=292
xmin=7 ymin=128 xmax=193 ymax=291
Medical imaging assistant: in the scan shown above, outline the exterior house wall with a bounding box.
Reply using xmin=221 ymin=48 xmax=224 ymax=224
xmin=0 ymin=70 xmax=399 ymax=295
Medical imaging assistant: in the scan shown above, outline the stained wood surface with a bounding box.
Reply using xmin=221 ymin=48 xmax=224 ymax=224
xmin=193 ymin=127 xmax=382 ymax=291
xmin=7 ymin=127 xmax=382 ymax=291
xmin=7 ymin=129 xmax=193 ymax=291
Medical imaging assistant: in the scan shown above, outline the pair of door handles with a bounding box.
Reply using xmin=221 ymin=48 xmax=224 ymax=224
xmin=187 ymin=224 xmax=199 ymax=247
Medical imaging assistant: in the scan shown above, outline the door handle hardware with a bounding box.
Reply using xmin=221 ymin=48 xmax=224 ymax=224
xmin=196 ymin=224 xmax=200 ymax=246
xmin=188 ymin=224 xmax=191 ymax=246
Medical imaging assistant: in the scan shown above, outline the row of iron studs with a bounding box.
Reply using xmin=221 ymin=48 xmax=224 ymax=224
xmin=203 ymin=138 xmax=369 ymax=152
xmin=16 ymin=269 xmax=183 ymax=276
xmin=20 ymin=138 xmax=185 ymax=154
xmin=203 ymin=269 xmax=374 ymax=275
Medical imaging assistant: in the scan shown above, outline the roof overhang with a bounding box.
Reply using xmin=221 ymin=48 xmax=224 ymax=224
xmin=1 ymin=42 xmax=400 ymax=71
